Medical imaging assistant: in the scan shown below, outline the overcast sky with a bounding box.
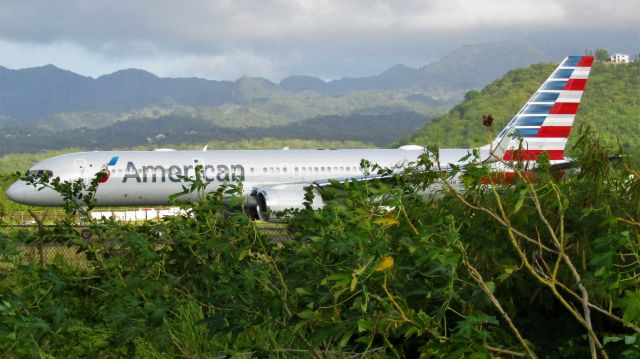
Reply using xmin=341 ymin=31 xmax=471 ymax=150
xmin=0 ymin=0 xmax=638 ymax=81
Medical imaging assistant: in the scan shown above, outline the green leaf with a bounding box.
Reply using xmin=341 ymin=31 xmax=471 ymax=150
xmin=497 ymin=265 xmax=517 ymax=282
xmin=358 ymin=319 xmax=374 ymax=332
xmin=469 ymin=352 xmax=490 ymax=359
xmin=295 ymin=287 xmax=312 ymax=296
xmin=485 ymin=281 xmax=495 ymax=294
xmin=619 ymin=291 xmax=640 ymax=325
xmin=350 ymin=276 xmax=358 ymax=293
xmin=321 ymin=273 xmax=351 ymax=288
xmin=604 ymin=336 xmax=624 ymax=345
xmin=404 ymin=326 xmax=420 ymax=338
xmin=297 ymin=309 xmax=316 ymax=319
xmin=512 ymin=188 xmax=527 ymax=214
xmin=338 ymin=331 xmax=353 ymax=348
xmin=237 ymin=247 xmax=249 ymax=261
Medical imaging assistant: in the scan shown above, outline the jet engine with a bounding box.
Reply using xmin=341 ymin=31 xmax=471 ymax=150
xmin=249 ymin=184 xmax=324 ymax=222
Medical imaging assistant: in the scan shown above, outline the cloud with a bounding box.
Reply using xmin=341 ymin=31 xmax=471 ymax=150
xmin=1 ymin=1 xmax=636 ymax=46
xmin=0 ymin=1 xmax=638 ymax=79
xmin=148 ymin=50 xmax=280 ymax=81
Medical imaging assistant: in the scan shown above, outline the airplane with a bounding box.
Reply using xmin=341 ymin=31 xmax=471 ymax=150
xmin=6 ymin=55 xmax=594 ymax=221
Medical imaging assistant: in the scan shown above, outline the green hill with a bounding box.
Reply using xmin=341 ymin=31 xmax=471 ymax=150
xmin=408 ymin=61 xmax=640 ymax=150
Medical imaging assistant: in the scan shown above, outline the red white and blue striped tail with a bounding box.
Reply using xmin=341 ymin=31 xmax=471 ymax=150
xmin=489 ymin=55 xmax=594 ymax=163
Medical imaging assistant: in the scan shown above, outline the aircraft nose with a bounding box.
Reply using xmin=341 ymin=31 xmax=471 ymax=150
xmin=6 ymin=182 xmax=25 ymax=203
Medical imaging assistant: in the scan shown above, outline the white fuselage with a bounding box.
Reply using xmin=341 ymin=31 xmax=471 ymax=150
xmin=6 ymin=148 xmax=475 ymax=207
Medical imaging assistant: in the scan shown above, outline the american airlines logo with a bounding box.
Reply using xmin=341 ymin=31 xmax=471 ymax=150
xmin=98 ymin=156 xmax=120 ymax=183
xmin=122 ymin=161 xmax=245 ymax=183
xmin=98 ymin=156 xmax=245 ymax=184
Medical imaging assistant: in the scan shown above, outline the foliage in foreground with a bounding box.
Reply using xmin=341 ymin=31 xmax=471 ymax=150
xmin=0 ymin=128 xmax=639 ymax=358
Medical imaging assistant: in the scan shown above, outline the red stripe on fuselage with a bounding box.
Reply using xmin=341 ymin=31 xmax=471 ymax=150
xmin=577 ymin=56 xmax=594 ymax=67
xmin=536 ymin=126 xmax=572 ymax=138
xmin=563 ymin=79 xmax=587 ymax=91
xmin=550 ymin=102 xmax=580 ymax=115
xmin=504 ymin=150 xmax=565 ymax=161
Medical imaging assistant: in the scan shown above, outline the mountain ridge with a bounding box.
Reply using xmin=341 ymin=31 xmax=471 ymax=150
xmin=0 ymin=42 xmax=549 ymax=123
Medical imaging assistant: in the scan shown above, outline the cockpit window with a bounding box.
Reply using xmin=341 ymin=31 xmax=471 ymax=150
xmin=28 ymin=169 xmax=53 ymax=177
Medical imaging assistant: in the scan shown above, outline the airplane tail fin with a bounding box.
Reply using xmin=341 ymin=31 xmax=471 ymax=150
xmin=486 ymin=55 xmax=594 ymax=163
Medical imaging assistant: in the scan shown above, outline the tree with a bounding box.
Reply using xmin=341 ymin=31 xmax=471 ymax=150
xmin=595 ymin=48 xmax=610 ymax=62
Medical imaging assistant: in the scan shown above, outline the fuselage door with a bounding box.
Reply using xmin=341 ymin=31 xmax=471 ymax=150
xmin=74 ymin=159 xmax=89 ymax=182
